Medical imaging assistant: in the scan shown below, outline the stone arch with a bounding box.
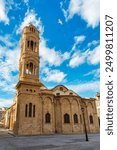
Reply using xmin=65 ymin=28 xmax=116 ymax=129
xmin=43 ymin=97 xmax=53 ymax=122
xmin=87 ymin=102 xmax=94 ymax=114
xmin=86 ymin=101 xmax=95 ymax=132
xmin=72 ymin=98 xmax=80 ymax=106
xmin=61 ymin=98 xmax=71 ymax=111
xmin=27 ymin=36 xmax=37 ymax=52
xmin=25 ymin=60 xmax=37 ymax=75
xmin=43 ymin=96 xmax=54 ymax=133
xmin=61 ymin=98 xmax=71 ymax=124
xmin=71 ymin=98 xmax=79 ymax=114
xmin=43 ymin=96 xmax=52 ymax=104
xmin=88 ymin=102 xmax=93 ymax=108
xmin=61 ymin=98 xmax=70 ymax=105
xmin=81 ymin=101 xmax=87 ymax=108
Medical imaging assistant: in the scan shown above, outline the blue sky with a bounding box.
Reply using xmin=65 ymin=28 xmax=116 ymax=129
xmin=0 ymin=0 xmax=100 ymax=107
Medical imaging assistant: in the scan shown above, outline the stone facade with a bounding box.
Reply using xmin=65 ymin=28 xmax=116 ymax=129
xmin=95 ymin=92 xmax=100 ymax=125
xmin=4 ymin=24 xmax=99 ymax=135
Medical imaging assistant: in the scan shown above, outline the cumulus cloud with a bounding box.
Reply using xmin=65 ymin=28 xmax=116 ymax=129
xmin=88 ymin=45 xmax=100 ymax=65
xmin=0 ymin=35 xmax=16 ymax=47
xmin=16 ymin=9 xmax=44 ymax=34
xmin=69 ymin=50 xmax=88 ymax=68
xmin=42 ymin=68 xmax=67 ymax=83
xmin=61 ymin=0 xmax=100 ymax=28
xmin=40 ymin=38 xmax=70 ymax=67
xmin=69 ymin=42 xmax=100 ymax=68
xmin=0 ymin=34 xmax=20 ymax=93
xmin=0 ymin=0 xmax=9 ymax=24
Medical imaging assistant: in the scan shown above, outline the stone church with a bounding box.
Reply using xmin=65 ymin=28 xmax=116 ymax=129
xmin=4 ymin=24 xmax=99 ymax=135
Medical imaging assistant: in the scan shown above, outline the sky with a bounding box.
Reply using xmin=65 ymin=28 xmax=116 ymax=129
xmin=0 ymin=0 xmax=100 ymax=107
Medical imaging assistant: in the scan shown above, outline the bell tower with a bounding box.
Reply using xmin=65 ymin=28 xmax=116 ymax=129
xmin=15 ymin=24 xmax=44 ymax=135
xmin=19 ymin=23 xmax=40 ymax=83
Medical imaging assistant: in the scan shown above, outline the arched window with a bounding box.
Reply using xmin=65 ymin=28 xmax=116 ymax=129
xmin=73 ymin=114 xmax=78 ymax=123
xmin=89 ymin=115 xmax=93 ymax=124
xmin=25 ymin=104 xmax=28 ymax=117
xmin=64 ymin=113 xmax=70 ymax=123
xmin=29 ymin=103 xmax=32 ymax=117
xmin=33 ymin=105 xmax=35 ymax=117
xmin=25 ymin=62 xmax=35 ymax=75
xmin=25 ymin=62 xmax=36 ymax=75
xmin=45 ymin=113 xmax=51 ymax=123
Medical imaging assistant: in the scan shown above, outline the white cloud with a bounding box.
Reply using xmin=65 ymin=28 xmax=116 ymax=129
xmin=40 ymin=38 xmax=70 ymax=67
xmin=88 ymin=45 xmax=100 ymax=65
xmin=69 ymin=50 xmax=89 ymax=68
xmin=68 ymin=80 xmax=100 ymax=93
xmin=74 ymin=35 xmax=86 ymax=44
xmin=0 ymin=35 xmax=16 ymax=47
xmin=84 ymin=68 xmax=100 ymax=78
xmin=58 ymin=19 xmax=63 ymax=25
xmin=87 ymin=40 xmax=99 ymax=47
xmin=61 ymin=0 xmax=100 ymax=28
xmin=0 ymin=0 xmax=9 ymax=24
xmin=24 ymin=0 xmax=29 ymax=4
xmin=0 ymin=37 xmax=20 ymax=93
xmin=69 ymin=45 xmax=100 ymax=68
xmin=42 ymin=68 xmax=67 ymax=83
xmin=16 ymin=9 xmax=44 ymax=34
xmin=72 ymin=35 xmax=86 ymax=50
xmin=0 ymin=98 xmax=13 ymax=107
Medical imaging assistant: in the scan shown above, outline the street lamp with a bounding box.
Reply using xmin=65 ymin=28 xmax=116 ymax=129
xmin=81 ymin=107 xmax=89 ymax=141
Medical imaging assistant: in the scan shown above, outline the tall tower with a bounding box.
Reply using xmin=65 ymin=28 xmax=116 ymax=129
xmin=19 ymin=23 xmax=40 ymax=83
xmin=15 ymin=24 xmax=43 ymax=135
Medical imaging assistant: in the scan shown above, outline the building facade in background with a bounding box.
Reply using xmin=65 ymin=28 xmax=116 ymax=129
xmin=0 ymin=107 xmax=7 ymax=127
xmin=96 ymin=92 xmax=100 ymax=125
xmin=4 ymin=24 xmax=99 ymax=135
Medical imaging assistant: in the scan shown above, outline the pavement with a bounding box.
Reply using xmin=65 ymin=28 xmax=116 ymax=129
xmin=0 ymin=128 xmax=100 ymax=150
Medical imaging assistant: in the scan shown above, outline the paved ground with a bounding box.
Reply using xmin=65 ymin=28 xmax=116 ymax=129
xmin=0 ymin=128 xmax=100 ymax=150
